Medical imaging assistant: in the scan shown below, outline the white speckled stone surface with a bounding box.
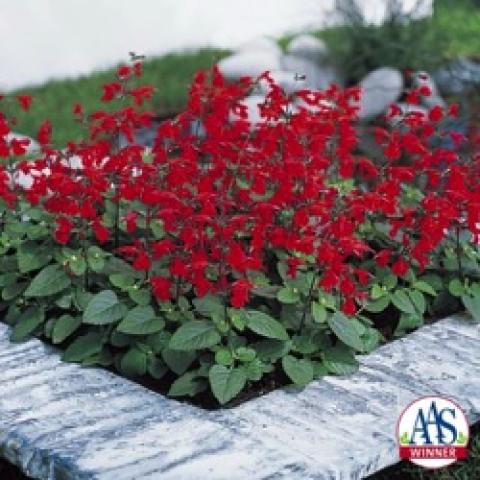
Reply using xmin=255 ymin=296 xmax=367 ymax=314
xmin=0 ymin=315 xmax=478 ymax=480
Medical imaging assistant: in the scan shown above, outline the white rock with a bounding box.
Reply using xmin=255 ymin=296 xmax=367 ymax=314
xmin=236 ymin=36 xmax=282 ymax=57
xmin=411 ymin=71 xmax=446 ymax=109
xmin=218 ymin=51 xmax=281 ymax=81
xmin=286 ymin=34 xmax=329 ymax=62
xmin=255 ymin=70 xmax=307 ymax=95
xmin=357 ymin=67 xmax=403 ymax=120
xmin=6 ymin=132 xmax=40 ymax=155
xmin=281 ymin=55 xmax=340 ymax=90
xmin=14 ymin=170 xmax=34 ymax=189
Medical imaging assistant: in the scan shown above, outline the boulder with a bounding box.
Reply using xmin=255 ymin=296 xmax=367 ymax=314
xmin=286 ymin=34 xmax=329 ymax=63
xmin=218 ymin=51 xmax=281 ymax=81
xmin=434 ymin=57 xmax=480 ymax=95
xmin=281 ymin=55 xmax=340 ymax=90
xmin=357 ymin=67 xmax=403 ymax=120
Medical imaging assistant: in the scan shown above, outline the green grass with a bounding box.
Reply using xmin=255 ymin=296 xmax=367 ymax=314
xmin=435 ymin=0 xmax=480 ymax=58
xmin=6 ymin=0 xmax=480 ymax=147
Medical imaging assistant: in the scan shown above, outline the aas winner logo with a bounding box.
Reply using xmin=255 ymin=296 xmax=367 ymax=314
xmin=397 ymin=396 xmax=470 ymax=469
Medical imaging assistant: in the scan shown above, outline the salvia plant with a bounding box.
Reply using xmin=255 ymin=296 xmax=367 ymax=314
xmin=0 ymin=60 xmax=479 ymax=406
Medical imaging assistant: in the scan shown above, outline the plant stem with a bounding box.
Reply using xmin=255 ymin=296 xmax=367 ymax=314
xmin=455 ymin=226 xmax=464 ymax=282
xmin=299 ymin=271 xmax=317 ymax=331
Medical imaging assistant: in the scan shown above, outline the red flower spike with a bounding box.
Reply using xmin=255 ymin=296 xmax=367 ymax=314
xmin=16 ymin=95 xmax=32 ymax=112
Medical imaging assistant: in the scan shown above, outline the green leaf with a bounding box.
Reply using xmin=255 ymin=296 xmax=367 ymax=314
xmin=150 ymin=219 xmax=165 ymax=239
xmin=169 ymin=320 xmax=221 ymax=351
xmin=462 ymin=294 xmax=480 ymax=323
xmin=408 ymin=289 xmax=426 ymax=315
xmin=322 ymin=344 xmax=359 ymax=375
xmin=120 ymin=348 xmax=147 ymax=377
xmin=382 ymin=274 xmax=398 ymax=290
xmin=235 ymin=346 xmax=256 ymax=362
xmin=395 ymin=313 xmax=423 ymax=336
xmin=413 ymin=281 xmax=437 ymax=296
xmin=371 ymin=284 xmax=386 ymax=299
xmin=52 ymin=314 xmax=82 ymax=344
xmin=117 ymin=306 xmax=164 ymax=335
xmin=109 ymin=273 xmax=136 ymax=289
xmin=11 ymin=308 xmax=45 ymax=342
xmin=362 ymin=327 xmax=382 ymax=353
xmin=147 ymin=356 xmax=167 ymax=379
xmin=244 ymin=358 xmax=264 ymax=381
xmin=0 ymin=273 xmax=18 ymax=287
xmin=215 ymin=349 xmax=233 ymax=366
xmin=24 ymin=264 xmax=71 ymax=297
xmin=419 ymin=274 xmax=443 ymax=292
xmin=2 ymin=281 xmax=28 ymax=300
xmin=83 ymin=290 xmax=126 ymax=325
xmin=17 ymin=242 xmax=52 ymax=273
xmin=327 ymin=311 xmax=364 ymax=351
xmin=68 ymin=255 xmax=87 ymax=276
xmin=276 ymin=287 xmax=300 ymax=304
xmin=55 ymin=293 xmax=73 ymax=309
xmin=312 ymin=302 xmax=327 ymax=323
xmin=193 ymin=294 xmax=224 ymax=318
xmin=161 ymin=348 xmax=196 ymax=375
xmin=87 ymin=246 xmax=106 ymax=272
xmin=252 ymin=339 xmax=290 ymax=362
xmin=449 ymin=278 xmax=465 ymax=297
xmin=75 ymin=289 xmax=94 ymax=310
xmin=168 ymin=371 xmax=205 ymax=397
xmin=63 ymin=332 xmax=104 ymax=362
xmin=282 ymin=355 xmax=314 ymax=385
xmin=128 ymin=287 xmax=151 ymax=306
xmin=390 ymin=289 xmax=416 ymax=315
xmin=209 ymin=365 xmax=247 ymax=404
xmin=243 ymin=310 xmax=289 ymax=340
xmin=82 ymin=349 xmax=113 ymax=367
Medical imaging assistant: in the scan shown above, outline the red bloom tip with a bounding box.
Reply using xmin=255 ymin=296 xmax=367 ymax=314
xmin=117 ymin=65 xmax=131 ymax=79
xmin=92 ymin=220 xmax=109 ymax=244
xmin=151 ymin=276 xmax=172 ymax=301
xmin=230 ymin=279 xmax=253 ymax=308
xmin=133 ymin=251 xmax=151 ymax=271
xmin=391 ymin=258 xmax=409 ymax=277
xmin=16 ymin=95 xmax=32 ymax=112
xmin=73 ymin=103 xmax=83 ymax=116
xmin=341 ymin=298 xmax=357 ymax=316
xmin=37 ymin=120 xmax=52 ymax=146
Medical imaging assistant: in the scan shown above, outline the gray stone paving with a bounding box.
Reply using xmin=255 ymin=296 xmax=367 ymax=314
xmin=0 ymin=314 xmax=478 ymax=480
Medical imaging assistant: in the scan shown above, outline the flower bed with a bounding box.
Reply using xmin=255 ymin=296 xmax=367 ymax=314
xmin=0 ymin=61 xmax=479 ymax=407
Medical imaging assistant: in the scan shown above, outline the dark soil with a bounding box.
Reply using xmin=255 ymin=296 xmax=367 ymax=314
xmin=0 ymin=459 xmax=30 ymax=479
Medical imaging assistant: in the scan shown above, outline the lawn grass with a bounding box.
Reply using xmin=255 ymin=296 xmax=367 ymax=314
xmin=6 ymin=0 xmax=480 ymax=147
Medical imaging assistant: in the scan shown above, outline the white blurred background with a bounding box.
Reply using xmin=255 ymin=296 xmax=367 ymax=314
xmin=0 ymin=0 xmax=432 ymax=91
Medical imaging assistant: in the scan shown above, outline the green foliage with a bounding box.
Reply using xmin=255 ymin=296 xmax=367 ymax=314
xmin=209 ymin=365 xmax=247 ymax=405
xmin=323 ymin=0 xmax=450 ymax=84
xmin=1 ymin=208 xmax=478 ymax=406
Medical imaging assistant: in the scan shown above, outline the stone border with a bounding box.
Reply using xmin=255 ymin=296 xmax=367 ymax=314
xmin=0 ymin=314 xmax=478 ymax=479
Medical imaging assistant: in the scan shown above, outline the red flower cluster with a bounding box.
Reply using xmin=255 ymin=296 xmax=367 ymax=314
xmin=0 ymin=65 xmax=479 ymax=316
